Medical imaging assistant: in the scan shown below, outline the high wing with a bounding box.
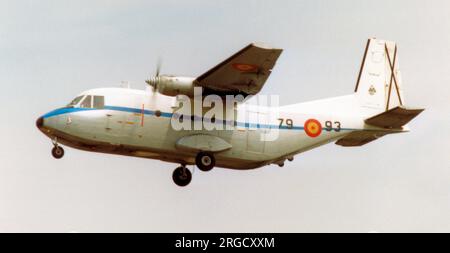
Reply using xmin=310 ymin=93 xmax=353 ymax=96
xmin=194 ymin=43 xmax=283 ymax=96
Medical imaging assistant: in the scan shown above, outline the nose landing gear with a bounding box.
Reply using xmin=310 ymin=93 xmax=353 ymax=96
xmin=51 ymin=138 xmax=64 ymax=159
xmin=52 ymin=146 xmax=64 ymax=159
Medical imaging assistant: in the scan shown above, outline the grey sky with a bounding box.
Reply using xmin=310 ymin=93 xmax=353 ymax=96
xmin=0 ymin=0 xmax=449 ymax=232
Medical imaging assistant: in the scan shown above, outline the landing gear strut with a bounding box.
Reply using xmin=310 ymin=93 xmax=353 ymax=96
xmin=172 ymin=166 xmax=192 ymax=187
xmin=51 ymin=138 xmax=64 ymax=159
xmin=195 ymin=152 xmax=215 ymax=172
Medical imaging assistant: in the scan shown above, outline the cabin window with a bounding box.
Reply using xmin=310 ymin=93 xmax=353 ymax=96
xmin=67 ymin=95 xmax=84 ymax=107
xmin=93 ymin=96 xmax=105 ymax=109
xmin=80 ymin=95 xmax=92 ymax=108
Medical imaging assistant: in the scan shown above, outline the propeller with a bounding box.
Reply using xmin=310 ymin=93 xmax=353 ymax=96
xmin=145 ymin=58 xmax=162 ymax=92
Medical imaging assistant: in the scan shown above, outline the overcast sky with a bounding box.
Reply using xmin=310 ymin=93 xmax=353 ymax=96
xmin=0 ymin=0 xmax=449 ymax=232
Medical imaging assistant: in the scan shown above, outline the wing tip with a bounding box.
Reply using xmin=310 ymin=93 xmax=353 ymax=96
xmin=251 ymin=42 xmax=283 ymax=51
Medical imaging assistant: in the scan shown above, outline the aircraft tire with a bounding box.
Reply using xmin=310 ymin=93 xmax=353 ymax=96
xmin=196 ymin=152 xmax=215 ymax=172
xmin=52 ymin=146 xmax=64 ymax=159
xmin=172 ymin=166 xmax=192 ymax=187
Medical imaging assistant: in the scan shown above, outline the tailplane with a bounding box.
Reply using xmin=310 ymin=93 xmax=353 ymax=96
xmin=364 ymin=106 xmax=424 ymax=129
xmin=336 ymin=106 xmax=424 ymax=147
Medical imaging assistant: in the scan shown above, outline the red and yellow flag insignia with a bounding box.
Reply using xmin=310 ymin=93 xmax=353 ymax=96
xmin=304 ymin=119 xmax=322 ymax=138
xmin=232 ymin=63 xmax=259 ymax=72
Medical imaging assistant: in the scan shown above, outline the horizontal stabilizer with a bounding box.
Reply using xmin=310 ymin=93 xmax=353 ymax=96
xmin=335 ymin=131 xmax=388 ymax=147
xmin=365 ymin=106 xmax=424 ymax=129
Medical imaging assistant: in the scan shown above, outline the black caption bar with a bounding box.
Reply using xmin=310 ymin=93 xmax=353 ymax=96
xmin=0 ymin=233 xmax=444 ymax=251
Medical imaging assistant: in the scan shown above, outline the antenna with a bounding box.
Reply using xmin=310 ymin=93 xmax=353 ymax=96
xmin=120 ymin=81 xmax=131 ymax=88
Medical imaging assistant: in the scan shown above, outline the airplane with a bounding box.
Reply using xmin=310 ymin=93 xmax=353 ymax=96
xmin=36 ymin=38 xmax=424 ymax=187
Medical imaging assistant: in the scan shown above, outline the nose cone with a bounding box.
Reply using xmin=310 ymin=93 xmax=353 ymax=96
xmin=36 ymin=116 xmax=44 ymax=129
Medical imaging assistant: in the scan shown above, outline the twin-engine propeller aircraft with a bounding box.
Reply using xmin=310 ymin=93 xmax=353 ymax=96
xmin=37 ymin=38 xmax=423 ymax=187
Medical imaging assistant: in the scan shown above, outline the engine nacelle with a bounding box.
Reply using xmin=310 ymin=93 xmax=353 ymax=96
xmin=147 ymin=76 xmax=196 ymax=97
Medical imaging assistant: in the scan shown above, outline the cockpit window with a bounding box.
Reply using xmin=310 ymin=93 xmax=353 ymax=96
xmin=66 ymin=95 xmax=84 ymax=107
xmin=67 ymin=94 xmax=104 ymax=108
xmin=93 ymin=96 xmax=105 ymax=109
xmin=80 ymin=95 xmax=92 ymax=108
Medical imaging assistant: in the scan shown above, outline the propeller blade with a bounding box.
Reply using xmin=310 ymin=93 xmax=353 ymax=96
xmin=145 ymin=57 xmax=163 ymax=93
xmin=156 ymin=57 xmax=162 ymax=77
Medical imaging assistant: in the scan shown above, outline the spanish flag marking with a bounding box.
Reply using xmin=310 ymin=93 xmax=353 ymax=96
xmin=304 ymin=119 xmax=322 ymax=138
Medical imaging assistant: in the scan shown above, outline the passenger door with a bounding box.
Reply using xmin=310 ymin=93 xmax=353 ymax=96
xmin=246 ymin=111 xmax=267 ymax=153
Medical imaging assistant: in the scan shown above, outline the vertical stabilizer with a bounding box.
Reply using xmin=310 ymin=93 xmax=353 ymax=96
xmin=354 ymin=38 xmax=405 ymax=112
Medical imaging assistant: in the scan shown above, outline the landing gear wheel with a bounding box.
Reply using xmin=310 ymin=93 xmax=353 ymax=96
xmin=195 ymin=152 xmax=215 ymax=172
xmin=52 ymin=146 xmax=64 ymax=159
xmin=172 ymin=166 xmax=192 ymax=187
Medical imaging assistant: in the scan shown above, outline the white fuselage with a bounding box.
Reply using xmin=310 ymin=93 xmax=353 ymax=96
xmin=37 ymin=87 xmax=382 ymax=170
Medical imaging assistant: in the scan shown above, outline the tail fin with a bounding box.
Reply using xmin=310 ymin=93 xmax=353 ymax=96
xmin=336 ymin=38 xmax=425 ymax=147
xmin=354 ymin=38 xmax=405 ymax=111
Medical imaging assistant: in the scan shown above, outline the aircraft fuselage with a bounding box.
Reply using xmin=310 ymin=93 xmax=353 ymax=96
xmin=36 ymin=87 xmax=380 ymax=170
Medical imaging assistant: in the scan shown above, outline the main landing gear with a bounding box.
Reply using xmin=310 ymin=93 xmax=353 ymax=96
xmin=172 ymin=165 xmax=192 ymax=187
xmin=172 ymin=152 xmax=216 ymax=187
xmin=195 ymin=152 xmax=215 ymax=172
xmin=51 ymin=138 xmax=64 ymax=159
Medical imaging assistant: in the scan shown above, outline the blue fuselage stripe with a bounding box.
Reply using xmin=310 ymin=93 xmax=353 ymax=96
xmin=41 ymin=106 xmax=356 ymax=131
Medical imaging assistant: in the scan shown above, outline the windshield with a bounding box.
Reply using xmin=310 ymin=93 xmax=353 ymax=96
xmin=66 ymin=95 xmax=84 ymax=107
